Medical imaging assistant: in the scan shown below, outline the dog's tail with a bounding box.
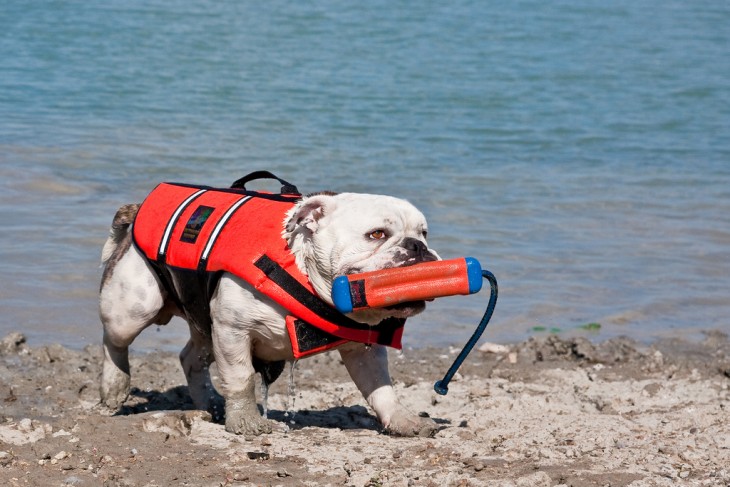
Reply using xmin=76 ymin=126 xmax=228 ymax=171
xmin=101 ymin=204 xmax=140 ymax=265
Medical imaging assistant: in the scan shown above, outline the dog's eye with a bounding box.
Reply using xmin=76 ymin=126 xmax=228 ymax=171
xmin=422 ymin=230 xmax=428 ymax=239
xmin=368 ymin=230 xmax=387 ymax=240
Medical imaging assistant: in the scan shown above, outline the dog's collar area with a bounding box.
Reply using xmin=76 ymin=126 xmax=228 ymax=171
xmin=286 ymin=316 xmax=405 ymax=359
xmin=254 ymin=254 xmax=406 ymax=356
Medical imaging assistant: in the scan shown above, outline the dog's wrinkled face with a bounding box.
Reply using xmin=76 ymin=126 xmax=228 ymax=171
xmin=284 ymin=192 xmax=440 ymax=324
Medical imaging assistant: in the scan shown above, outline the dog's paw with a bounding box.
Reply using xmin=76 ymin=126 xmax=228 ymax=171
xmin=224 ymin=400 xmax=273 ymax=436
xmin=93 ymin=401 xmax=122 ymax=416
xmin=384 ymin=411 xmax=438 ymax=438
xmin=99 ymin=357 xmax=132 ymax=411
xmin=225 ymin=413 xmax=273 ymax=436
xmin=99 ymin=377 xmax=130 ymax=411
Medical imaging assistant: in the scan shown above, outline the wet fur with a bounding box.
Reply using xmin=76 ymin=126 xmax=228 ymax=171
xmin=99 ymin=192 xmax=439 ymax=437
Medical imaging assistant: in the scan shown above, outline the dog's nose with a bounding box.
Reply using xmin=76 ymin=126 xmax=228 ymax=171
xmin=402 ymin=237 xmax=434 ymax=260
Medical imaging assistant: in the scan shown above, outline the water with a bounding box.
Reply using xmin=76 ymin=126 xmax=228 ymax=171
xmin=260 ymin=360 xmax=298 ymax=420
xmin=1 ymin=0 xmax=728 ymax=351
xmin=260 ymin=378 xmax=270 ymax=419
xmin=285 ymin=361 xmax=298 ymax=425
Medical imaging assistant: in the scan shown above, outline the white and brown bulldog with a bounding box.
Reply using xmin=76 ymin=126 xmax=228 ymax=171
xmin=99 ymin=184 xmax=440 ymax=437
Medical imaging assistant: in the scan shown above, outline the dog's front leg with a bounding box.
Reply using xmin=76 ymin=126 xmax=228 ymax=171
xmin=210 ymin=321 xmax=272 ymax=435
xmin=339 ymin=343 xmax=437 ymax=437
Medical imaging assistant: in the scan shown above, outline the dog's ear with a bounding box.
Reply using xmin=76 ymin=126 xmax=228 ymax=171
xmin=285 ymin=193 xmax=336 ymax=235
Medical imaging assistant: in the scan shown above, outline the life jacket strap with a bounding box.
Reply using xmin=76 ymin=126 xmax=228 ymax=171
xmin=286 ymin=316 xmax=349 ymax=359
xmin=254 ymin=255 xmax=373 ymax=331
xmin=285 ymin=316 xmax=404 ymax=359
xmin=254 ymin=254 xmax=406 ymax=346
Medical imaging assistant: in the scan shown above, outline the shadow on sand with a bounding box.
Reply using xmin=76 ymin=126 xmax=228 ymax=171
xmin=113 ymin=386 xmax=413 ymax=433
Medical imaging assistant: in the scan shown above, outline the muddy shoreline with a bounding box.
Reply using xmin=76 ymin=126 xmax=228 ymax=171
xmin=1 ymin=331 xmax=728 ymax=486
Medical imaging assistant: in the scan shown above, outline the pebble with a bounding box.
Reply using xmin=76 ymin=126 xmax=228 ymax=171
xmin=478 ymin=342 xmax=510 ymax=354
xmin=0 ymin=451 xmax=12 ymax=466
xmin=658 ymin=445 xmax=675 ymax=455
xmin=54 ymin=451 xmax=69 ymax=460
xmin=652 ymin=350 xmax=664 ymax=366
xmin=18 ymin=418 xmax=33 ymax=432
xmin=679 ymin=451 xmax=698 ymax=462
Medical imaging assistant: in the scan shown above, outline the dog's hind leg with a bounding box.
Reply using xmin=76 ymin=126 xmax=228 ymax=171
xmin=179 ymin=325 xmax=219 ymax=416
xmin=99 ymin=245 xmax=169 ymax=410
xmin=210 ymin=323 xmax=274 ymax=435
xmin=206 ymin=275 xmax=283 ymax=435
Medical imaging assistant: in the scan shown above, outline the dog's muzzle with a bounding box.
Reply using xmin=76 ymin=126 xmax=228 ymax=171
xmin=392 ymin=237 xmax=439 ymax=268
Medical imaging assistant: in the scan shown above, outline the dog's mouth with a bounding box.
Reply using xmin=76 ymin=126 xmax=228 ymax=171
xmin=342 ymin=254 xmax=438 ymax=276
xmin=340 ymin=255 xmax=437 ymax=319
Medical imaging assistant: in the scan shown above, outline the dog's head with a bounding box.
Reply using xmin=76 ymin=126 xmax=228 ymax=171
xmin=284 ymin=192 xmax=440 ymax=324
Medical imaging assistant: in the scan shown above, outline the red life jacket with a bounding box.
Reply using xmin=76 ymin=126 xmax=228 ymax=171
xmin=132 ymin=182 xmax=405 ymax=358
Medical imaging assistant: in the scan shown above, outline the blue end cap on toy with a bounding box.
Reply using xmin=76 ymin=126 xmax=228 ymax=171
xmin=331 ymin=275 xmax=354 ymax=313
xmin=465 ymin=257 xmax=483 ymax=294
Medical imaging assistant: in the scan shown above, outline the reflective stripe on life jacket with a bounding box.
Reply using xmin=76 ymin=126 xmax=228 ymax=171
xmin=132 ymin=182 xmax=405 ymax=358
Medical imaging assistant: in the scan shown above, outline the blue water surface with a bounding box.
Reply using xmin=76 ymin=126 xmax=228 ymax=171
xmin=1 ymin=0 xmax=728 ymax=350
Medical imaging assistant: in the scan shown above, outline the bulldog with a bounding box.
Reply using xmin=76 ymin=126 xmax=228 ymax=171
xmin=99 ymin=185 xmax=440 ymax=437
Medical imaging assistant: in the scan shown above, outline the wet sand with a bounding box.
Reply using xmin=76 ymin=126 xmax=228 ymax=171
xmin=0 ymin=331 xmax=728 ymax=486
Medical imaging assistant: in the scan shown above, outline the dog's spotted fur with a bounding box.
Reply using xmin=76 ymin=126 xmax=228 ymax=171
xmin=99 ymin=192 xmax=439 ymax=437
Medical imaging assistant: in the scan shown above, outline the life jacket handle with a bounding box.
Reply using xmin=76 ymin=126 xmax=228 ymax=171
xmin=231 ymin=171 xmax=300 ymax=195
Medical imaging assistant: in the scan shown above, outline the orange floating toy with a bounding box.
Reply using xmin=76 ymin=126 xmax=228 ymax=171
xmin=333 ymin=256 xmax=498 ymax=396
xmin=331 ymin=257 xmax=483 ymax=313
